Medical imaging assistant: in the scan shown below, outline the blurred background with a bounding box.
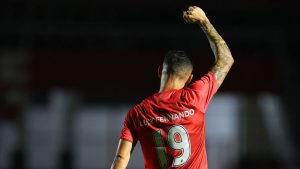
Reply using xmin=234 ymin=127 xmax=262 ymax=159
xmin=0 ymin=0 xmax=299 ymax=169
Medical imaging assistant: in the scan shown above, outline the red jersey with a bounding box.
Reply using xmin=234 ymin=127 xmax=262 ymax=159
xmin=120 ymin=72 xmax=218 ymax=169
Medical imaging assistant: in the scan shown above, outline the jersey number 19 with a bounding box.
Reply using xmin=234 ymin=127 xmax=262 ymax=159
xmin=153 ymin=125 xmax=191 ymax=168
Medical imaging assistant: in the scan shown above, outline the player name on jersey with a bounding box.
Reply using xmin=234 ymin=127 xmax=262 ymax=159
xmin=140 ymin=109 xmax=195 ymax=127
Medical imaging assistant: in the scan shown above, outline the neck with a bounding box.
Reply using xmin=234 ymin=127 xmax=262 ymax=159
xmin=159 ymin=74 xmax=186 ymax=92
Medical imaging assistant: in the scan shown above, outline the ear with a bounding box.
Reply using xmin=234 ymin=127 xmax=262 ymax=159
xmin=185 ymin=74 xmax=193 ymax=86
xmin=157 ymin=65 xmax=162 ymax=79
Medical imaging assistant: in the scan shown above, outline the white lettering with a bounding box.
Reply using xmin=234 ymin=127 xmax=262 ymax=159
xmin=140 ymin=109 xmax=195 ymax=127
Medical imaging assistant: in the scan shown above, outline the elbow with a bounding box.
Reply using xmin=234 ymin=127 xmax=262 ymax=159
xmin=111 ymin=155 xmax=130 ymax=169
xmin=217 ymin=52 xmax=234 ymax=66
xmin=227 ymin=58 xmax=234 ymax=70
xmin=115 ymin=154 xmax=128 ymax=162
xmin=229 ymin=56 xmax=234 ymax=65
xmin=226 ymin=54 xmax=234 ymax=66
xmin=219 ymin=55 xmax=234 ymax=67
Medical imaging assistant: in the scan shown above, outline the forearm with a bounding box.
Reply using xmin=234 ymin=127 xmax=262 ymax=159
xmin=199 ymin=19 xmax=234 ymax=85
xmin=199 ymin=19 xmax=233 ymax=64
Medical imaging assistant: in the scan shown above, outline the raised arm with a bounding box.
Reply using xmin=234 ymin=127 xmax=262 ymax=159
xmin=183 ymin=6 xmax=234 ymax=88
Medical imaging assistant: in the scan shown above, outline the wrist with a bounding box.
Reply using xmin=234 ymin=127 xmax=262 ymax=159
xmin=197 ymin=18 xmax=210 ymax=26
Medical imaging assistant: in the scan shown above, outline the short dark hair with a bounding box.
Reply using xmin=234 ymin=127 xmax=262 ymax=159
xmin=163 ymin=50 xmax=193 ymax=79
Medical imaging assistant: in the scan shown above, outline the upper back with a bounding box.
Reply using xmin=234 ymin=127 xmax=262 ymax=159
xmin=121 ymin=72 xmax=217 ymax=169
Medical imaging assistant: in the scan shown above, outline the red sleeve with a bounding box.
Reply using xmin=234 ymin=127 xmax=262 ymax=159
xmin=119 ymin=108 xmax=138 ymax=145
xmin=188 ymin=71 xmax=218 ymax=112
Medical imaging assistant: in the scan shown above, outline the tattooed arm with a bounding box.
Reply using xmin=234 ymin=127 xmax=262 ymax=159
xmin=183 ymin=6 xmax=234 ymax=88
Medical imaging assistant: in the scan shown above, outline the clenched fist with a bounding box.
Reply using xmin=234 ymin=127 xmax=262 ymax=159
xmin=183 ymin=6 xmax=208 ymax=24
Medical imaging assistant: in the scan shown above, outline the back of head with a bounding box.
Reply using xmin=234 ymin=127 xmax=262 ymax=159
xmin=163 ymin=50 xmax=193 ymax=79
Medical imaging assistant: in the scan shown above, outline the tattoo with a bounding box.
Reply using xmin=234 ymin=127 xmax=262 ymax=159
xmin=199 ymin=20 xmax=234 ymax=88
